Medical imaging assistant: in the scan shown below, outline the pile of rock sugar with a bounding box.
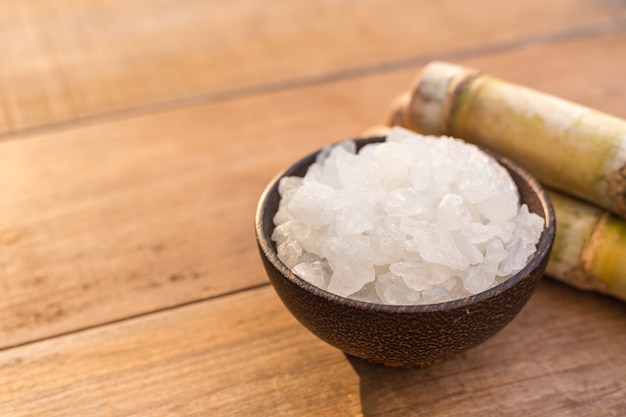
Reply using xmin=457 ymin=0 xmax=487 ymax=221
xmin=272 ymin=127 xmax=544 ymax=305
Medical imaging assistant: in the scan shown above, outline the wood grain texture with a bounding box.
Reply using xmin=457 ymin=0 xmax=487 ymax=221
xmin=1 ymin=0 xmax=625 ymax=135
xmin=2 ymin=32 xmax=626 ymax=350
xmin=1 ymin=280 xmax=625 ymax=416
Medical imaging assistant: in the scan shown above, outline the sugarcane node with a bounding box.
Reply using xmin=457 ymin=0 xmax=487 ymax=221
xmin=405 ymin=79 xmax=434 ymax=134
xmin=404 ymin=61 xmax=481 ymax=136
xmin=405 ymin=63 xmax=449 ymax=134
xmin=605 ymin=163 xmax=626 ymax=219
xmin=577 ymin=212 xmax=612 ymax=292
xmin=444 ymin=71 xmax=482 ymax=136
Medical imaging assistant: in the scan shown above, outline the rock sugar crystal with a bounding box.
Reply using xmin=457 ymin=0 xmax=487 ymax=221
xmin=272 ymin=127 xmax=544 ymax=305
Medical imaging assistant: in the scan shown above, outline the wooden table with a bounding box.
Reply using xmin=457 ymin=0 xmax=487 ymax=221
xmin=1 ymin=1 xmax=626 ymax=415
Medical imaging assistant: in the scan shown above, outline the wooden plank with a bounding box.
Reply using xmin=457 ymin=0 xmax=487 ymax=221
xmin=1 ymin=0 xmax=625 ymax=135
xmin=2 ymin=32 xmax=626 ymax=349
xmin=0 ymin=280 xmax=625 ymax=416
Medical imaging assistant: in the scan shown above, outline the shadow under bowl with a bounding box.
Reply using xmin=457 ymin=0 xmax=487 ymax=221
xmin=255 ymin=136 xmax=556 ymax=367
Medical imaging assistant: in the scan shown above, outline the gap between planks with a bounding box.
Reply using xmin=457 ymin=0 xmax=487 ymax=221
xmin=1 ymin=16 xmax=625 ymax=144
xmin=0 ymin=281 xmax=271 ymax=353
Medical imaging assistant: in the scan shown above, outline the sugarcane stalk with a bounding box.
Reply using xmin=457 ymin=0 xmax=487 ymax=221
xmin=388 ymin=61 xmax=626 ymax=220
xmin=358 ymin=125 xmax=626 ymax=302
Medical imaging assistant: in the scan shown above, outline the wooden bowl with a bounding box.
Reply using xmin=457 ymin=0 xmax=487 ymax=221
xmin=255 ymin=137 xmax=556 ymax=367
